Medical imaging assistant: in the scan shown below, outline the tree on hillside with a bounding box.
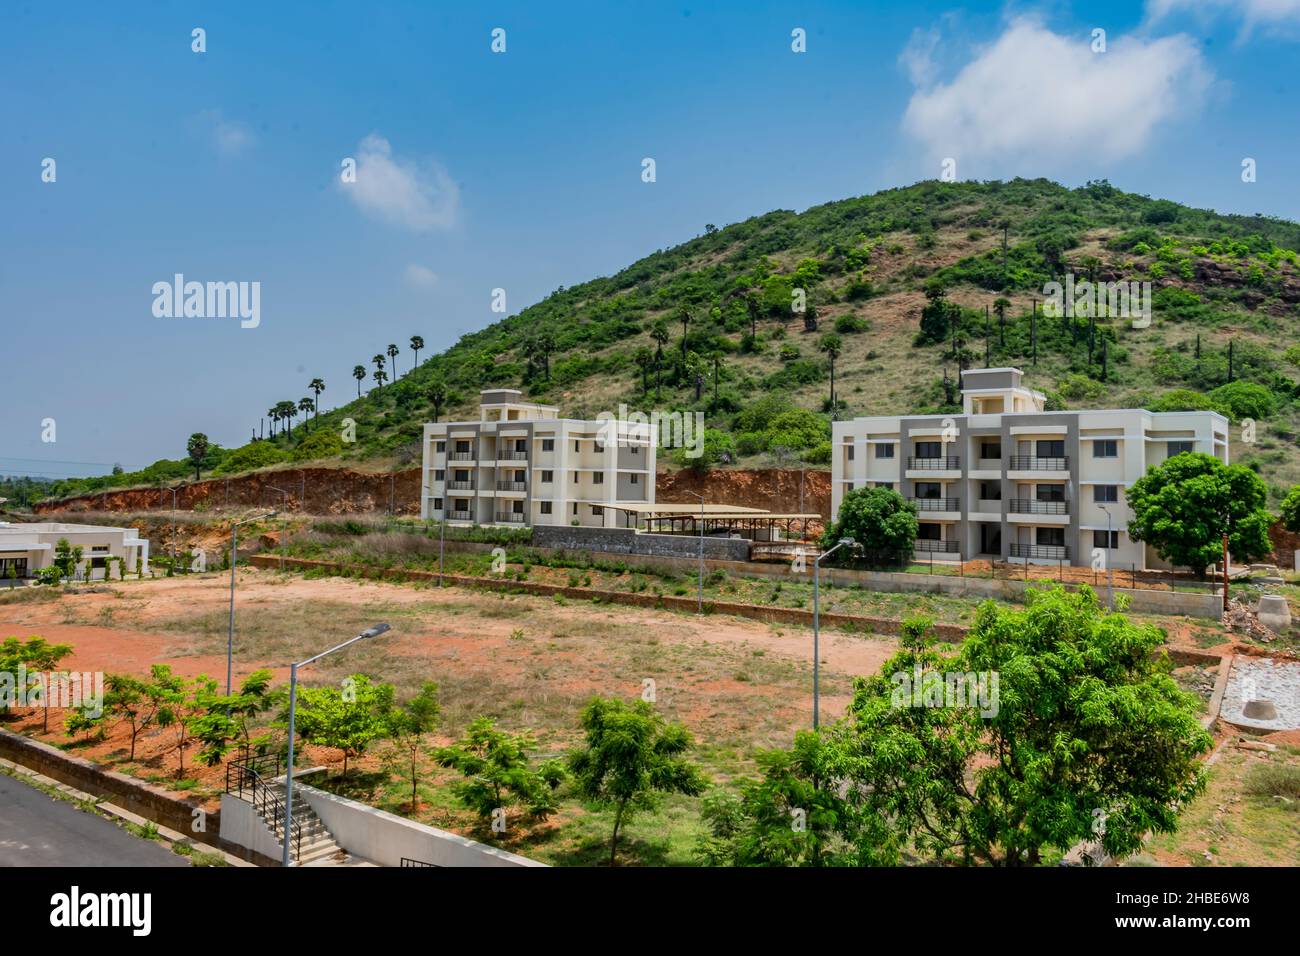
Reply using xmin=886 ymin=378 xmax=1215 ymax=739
xmin=649 ymin=320 xmax=670 ymax=400
xmin=290 ymin=674 xmax=394 ymax=778
xmin=993 ymin=297 xmax=1010 ymax=347
xmin=186 ymin=433 xmax=210 ymax=481
xmin=387 ymin=343 xmax=400 ymax=377
xmin=434 ymin=716 xmax=564 ymax=830
xmin=426 ymin=377 xmax=448 ymax=420
xmin=822 ymin=486 xmax=917 ymax=562
xmin=372 ymin=354 xmax=386 ymax=379
xmin=835 ymin=590 xmax=1212 ymax=866
xmin=633 ymin=345 xmax=653 ymax=396
xmin=409 ymin=336 xmax=424 ymax=370
xmin=308 ymin=378 xmax=325 ymax=422
xmin=918 ymin=282 xmax=960 ymax=346
xmin=568 ymin=696 xmax=707 ymax=866
xmin=1126 ymin=452 xmax=1273 ymax=576
xmin=373 ymin=369 xmax=388 ymax=391
xmin=102 ymin=669 xmax=169 ymax=761
xmin=1282 ymin=485 xmax=1300 ymax=533
xmin=298 ymin=397 xmax=315 ymax=431
xmin=386 ymin=681 xmax=440 ymax=813
xmin=275 ymin=400 xmax=298 ymax=438
xmin=819 ymin=333 xmax=842 ymax=413
xmin=678 ymin=309 xmax=692 ymax=363
xmin=267 ymin=406 xmax=279 ymax=438
xmin=352 ymin=365 xmax=366 ymax=397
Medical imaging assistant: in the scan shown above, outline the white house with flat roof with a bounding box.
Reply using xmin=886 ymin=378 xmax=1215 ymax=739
xmin=831 ymin=367 xmax=1230 ymax=571
xmin=0 ymin=522 xmax=150 ymax=581
xmin=420 ymin=390 xmax=656 ymax=528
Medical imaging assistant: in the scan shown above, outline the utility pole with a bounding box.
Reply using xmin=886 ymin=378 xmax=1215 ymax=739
xmin=1222 ymin=533 xmax=1230 ymax=613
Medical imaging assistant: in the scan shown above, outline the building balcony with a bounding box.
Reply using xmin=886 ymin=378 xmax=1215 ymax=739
xmin=911 ymin=497 xmax=961 ymax=513
xmin=1009 ymin=543 xmax=1070 ymax=560
xmin=914 ymin=538 xmax=959 ymax=554
xmin=1008 ymin=456 xmax=1068 ymax=471
xmin=1008 ymin=499 xmax=1069 ymax=515
xmin=446 ymin=481 xmax=475 ymax=491
xmin=448 ymin=452 xmax=474 ymax=461
xmin=498 ymin=451 xmax=528 ymax=461
xmin=494 ymin=512 xmax=527 ymax=524
xmin=447 ymin=510 xmax=473 ymax=521
xmin=496 ymin=480 xmax=527 ymax=492
xmin=907 ymin=456 xmax=960 ymax=470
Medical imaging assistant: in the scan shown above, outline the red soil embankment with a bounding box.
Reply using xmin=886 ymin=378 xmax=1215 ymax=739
xmin=1268 ymin=521 xmax=1298 ymax=572
xmin=35 ymin=466 xmax=422 ymax=516
xmin=656 ymin=467 xmax=832 ymax=518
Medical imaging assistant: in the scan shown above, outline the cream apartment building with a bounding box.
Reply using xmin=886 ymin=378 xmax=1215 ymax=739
xmin=420 ymin=389 xmax=655 ymax=528
xmin=831 ymin=368 xmax=1230 ymax=570
xmin=0 ymin=521 xmax=151 ymax=581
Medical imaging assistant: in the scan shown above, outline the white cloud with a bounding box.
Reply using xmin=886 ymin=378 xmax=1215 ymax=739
xmin=343 ymin=134 xmax=459 ymax=232
xmin=404 ymin=263 xmax=439 ymax=287
xmin=901 ymin=18 xmax=1211 ymax=167
xmin=899 ymin=26 xmax=942 ymax=87
xmin=192 ymin=110 xmax=254 ymax=157
xmin=1147 ymin=0 xmax=1300 ymax=39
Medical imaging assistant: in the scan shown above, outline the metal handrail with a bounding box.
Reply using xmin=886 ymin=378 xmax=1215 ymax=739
xmin=225 ymin=754 xmax=301 ymax=862
xmin=914 ymin=538 xmax=959 ymax=553
xmin=499 ymin=451 xmax=528 ymax=461
xmin=1008 ymin=499 xmax=1069 ymax=515
xmin=907 ymin=456 xmax=960 ymax=469
xmin=494 ymin=512 xmax=527 ymax=523
xmin=448 ymin=452 xmax=474 ymax=461
xmin=911 ymin=497 xmax=960 ymax=512
xmin=1009 ymin=543 xmax=1070 ymax=559
xmin=496 ymin=481 xmax=527 ymax=491
xmin=1008 ymin=456 xmax=1069 ymax=470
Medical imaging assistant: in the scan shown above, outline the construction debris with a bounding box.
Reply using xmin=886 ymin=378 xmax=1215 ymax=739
xmin=1222 ymin=597 xmax=1276 ymax=644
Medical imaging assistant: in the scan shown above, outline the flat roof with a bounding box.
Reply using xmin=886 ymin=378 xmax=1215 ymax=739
xmin=606 ymin=503 xmax=820 ymax=520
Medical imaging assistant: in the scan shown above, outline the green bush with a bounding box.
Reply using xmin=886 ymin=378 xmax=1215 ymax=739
xmin=1208 ymin=380 xmax=1277 ymax=420
xmin=1281 ymin=485 xmax=1300 ymax=532
xmin=214 ymin=441 xmax=288 ymax=475
xmin=292 ymin=428 xmax=345 ymax=462
xmin=834 ymin=314 xmax=870 ymax=334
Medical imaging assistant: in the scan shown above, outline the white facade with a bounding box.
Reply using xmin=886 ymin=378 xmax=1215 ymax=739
xmin=831 ymin=368 xmax=1230 ymax=570
xmin=419 ymin=390 xmax=656 ymax=528
xmin=0 ymin=522 xmax=150 ymax=581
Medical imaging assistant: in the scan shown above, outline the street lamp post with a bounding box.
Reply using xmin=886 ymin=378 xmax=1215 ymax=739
xmin=282 ymin=623 xmax=390 ymax=867
xmin=226 ymin=510 xmax=277 ymax=696
xmin=1099 ymin=504 xmax=1114 ymax=609
xmin=813 ymin=538 xmax=855 ymax=729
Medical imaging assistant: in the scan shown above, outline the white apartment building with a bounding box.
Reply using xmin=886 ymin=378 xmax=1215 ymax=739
xmin=832 ymin=368 xmax=1230 ymax=570
xmin=0 ymin=522 xmax=151 ymax=581
xmin=419 ymin=389 xmax=656 ymax=528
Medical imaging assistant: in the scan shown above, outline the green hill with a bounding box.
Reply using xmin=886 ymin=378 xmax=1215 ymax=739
xmin=43 ymin=177 xmax=1300 ymax=504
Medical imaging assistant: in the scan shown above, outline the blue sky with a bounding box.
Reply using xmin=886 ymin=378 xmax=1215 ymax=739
xmin=2 ymin=0 xmax=1297 ymax=475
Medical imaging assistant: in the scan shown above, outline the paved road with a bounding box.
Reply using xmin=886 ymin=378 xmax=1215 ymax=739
xmin=0 ymin=774 xmax=188 ymax=867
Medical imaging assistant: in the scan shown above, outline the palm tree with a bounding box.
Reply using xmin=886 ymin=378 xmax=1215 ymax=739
xmin=353 ymin=365 xmax=366 ymax=396
xmin=649 ymin=320 xmax=669 ymax=401
xmin=372 ymin=354 xmax=386 ymax=377
xmin=993 ymin=297 xmax=1011 ymax=348
xmin=298 ymin=397 xmax=315 ymax=431
xmin=819 ymin=333 xmax=842 ymax=415
xmin=277 ymin=400 xmax=298 ymax=438
xmin=427 ymin=378 xmax=447 ymax=421
xmin=410 ymin=335 xmax=424 ymax=370
xmin=535 ymin=326 xmax=555 ymax=380
xmin=267 ymin=406 xmax=280 ymax=439
xmin=387 ymin=343 xmax=399 ymax=377
xmin=678 ymin=309 xmax=692 ymax=363
xmin=373 ymin=369 xmax=388 ymax=390
xmin=308 ymin=378 xmax=325 ymax=422
xmin=633 ymin=346 xmax=653 ymax=396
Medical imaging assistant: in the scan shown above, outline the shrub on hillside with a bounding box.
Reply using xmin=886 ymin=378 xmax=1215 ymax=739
xmin=1281 ymin=485 xmax=1300 ymax=532
xmin=292 ymin=428 xmax=345 ymax=462
xmin=1208 ymin=380 xmax=1277 ymax=420
xmin=213 ymin=441 xmax=288 ymax=475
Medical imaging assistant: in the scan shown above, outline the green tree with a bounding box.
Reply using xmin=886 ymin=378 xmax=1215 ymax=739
xmin=567 ymin=697 xmax=707 ymax=866
xmin=1207 ymin=380 xmax=1276 ymax=420
xmin=818 ymin=333 xmax=842 ymax=411
xmin=353 ymin=365 xmax=366 ymax=397
xmin=1281 ymin=485 xmax=1300 ymax=533
xmin=290 ymin=674 xmax=394 ymax=777
xmin=308 ymin=378 xmax=325 ymax=423
xmin=409 ymin=336 xmax=424 ymax=370
xmin=918 ymin=283 xmax=960 ymax=346
xmin=0 ymin=637 xmax=73 ymax=729
xmin=186 ymin=433 xmax=210 ymax=480
xmin=838 ymin=591 xmax=1211 ymax=865
xmin=387 ymin=343 xmax=400 ymax=377
xmin=388 ymin=681 xmax=441 ymax=812
xmin=822 ymin=486 xmax=918 ymax=561
xmin=426 ymin=377 xmax=448 ymax=421
xmin=676 ymin=427 xmax=736 ymax=474
xmin=190 ymin=669 xmax=280 ymax=767
xmin=434 ymin=716 xmax=563 ymax=828
xmin=153 ymin=666 xmax=211 ymax=779
xmin=1126 ymin=452 xmax=1273 ymax=576
xmin=103 ymin=669 xmax=170 ymax=761
xmin=51 ymin=538 xmax=84 ymax=583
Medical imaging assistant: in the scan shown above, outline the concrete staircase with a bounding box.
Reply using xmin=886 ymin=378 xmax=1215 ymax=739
xmin=259 ymin=782 xmax=348 ymax=867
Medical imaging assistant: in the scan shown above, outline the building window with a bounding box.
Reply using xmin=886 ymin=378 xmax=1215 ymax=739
xmin=1093 ymin=440 xmax=1118 ymax=458
xmin=915 ymin=441 xmax=942 ymax=458
xmin=1167 ymin=441 xmax=1194 ymax=456
xmin=435 ymin=441 xmax=445 ymax=453
xmin=915 ymin=482 xmax=942 ymax=499
xmin=846 ymin=444 xmax=854 ymax=461
xmin=572 ymin=472 xmax=579 ymax=484
xmin=572 ymin=503 xmax=578 ymax=515
xmin=540 ymin=501 xmax=552 ymax=515
xmin=1094 ymin=484 xmax=1119 ymax=503
xmin=1036 ymin=527 xmax=1065 ymax=547
xmin=1036 ymin=484 xmax=1065 ymax=502
xmin=591 ymin=505 xmax=604 ymax=517
xmin=595 ymin=441 xmax=604 ymax=453
xmin=979 ymin=481 xmax=1001 ymax=501
xmin=631 ymin=446 xmax=640 ymax=455
xmin=434 ymin=469 xmax=444 ymax=481
xmin=980 ymin=441 xmax=1002 ymax=460
xmin=1092 ymin=530 xmax=1119 ymax=549
xmin=875 ymin=443 xmax=895 ymax=459
xmin=541 ymin=470 xmax=553 ymax=483
xmin=1036 ymin=439 xmax=1065 ymax=458
xmin=593 ymin=472 xmax=604 ymax=484
xmin=455 ymin=441 xmax=470 ymax=452
xmin=630 ymin=473 xmax=639 ymax=484
xmin=875 ymin=481 xmax=893 ymax=490
xmin=917 ymin=523 xmax=941 ymax=541
xmin=432 ymin=498 xmax=443 ymax=511
xmin=542 ymin=438 xmax=554 ymax=452
xmin=574 ymin=440 xmax=581 ymax=452
xmin=846 ymin=482 xmax=854 ymax=492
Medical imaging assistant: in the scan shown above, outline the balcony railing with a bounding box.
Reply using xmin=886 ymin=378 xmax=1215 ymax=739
xmin=497 ymin=480 xmax=527 ymax=492
xmin=446 ymin=480 xmax=475 ymax=490
xmin=1009 ymin=543 xmax=1070 ymax=560
xmin=907 ymin=456 xmax=960 ymax=470
xmin=499 ymin=451 xmax=528 ymax=461
xmin=449 ymin=452 xmax=474 ymax=461
xmin=1008 ymin=499 xmax=1069 ymax=515
xmin=494 ymin=512 xmax=527 ymax=524
xmin=448 ymin=510 xmax=473 ymax=521
xmin=1008 ymin=456 xmax=1069 ymax=471
xmin=914 ymin=538 xmax=959 ymax=553
xmin=911 ymin=497 xmax=961 ymax=512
